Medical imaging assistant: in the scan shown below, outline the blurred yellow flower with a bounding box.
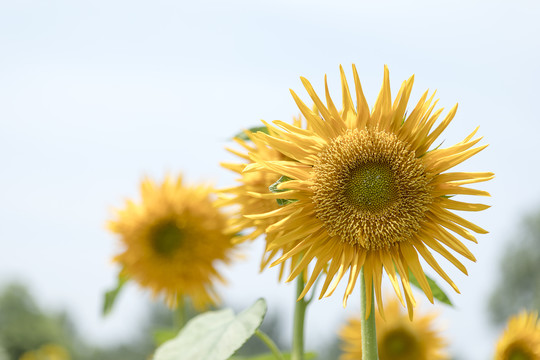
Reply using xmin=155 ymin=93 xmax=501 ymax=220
xmin=108 ymin=175 xmax=236 ymax=309
xmin=19 ymin=344 xmax=70 ymax=360
xmin=244 ymin=65 xmax=492 ymax=317
xmin=494 ymin=311 xmax=540 ymax=360
xmin=220 ymin=118 xmax=303 ymax=279
xmin=340 ymin=299 xmax=448 ymax=360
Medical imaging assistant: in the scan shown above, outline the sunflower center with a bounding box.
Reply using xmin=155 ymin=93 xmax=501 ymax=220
xmin=380 ymin=328 xmax=420 ymax=359
xmin=312 ymin=129 xmax=432 ymax=250
xmin=507 ymin=344 xmax=533 ymax=360
xmin=344 ymin=162 xmax=397 ymax=212
xmin=151 ymin=221 xmax=184 ymax=256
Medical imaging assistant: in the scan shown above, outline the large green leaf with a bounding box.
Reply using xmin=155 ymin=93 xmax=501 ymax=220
xmin=408 ymin=270 xmax=453 ymax=306
xmin=154 ymin=299 xmax=267 ymax=360
xmin=234 ymin=126 xmax=269 ymax=141
xmin=0 ymin=345 xmax=8 ymax=360
xmin=153 ymin=328 xmax=179 ymax=347
xmin=229 ymin=353 xmax=316 ymax=360
xmin=102 ymin=273 xmax=128 ymax=316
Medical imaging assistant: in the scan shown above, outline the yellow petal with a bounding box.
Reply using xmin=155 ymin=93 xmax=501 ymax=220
xmin=352 ymin=64 xmax=370 ymax=129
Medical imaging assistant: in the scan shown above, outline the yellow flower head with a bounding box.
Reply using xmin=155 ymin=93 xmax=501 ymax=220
xmin=108 ymin=175 xmax=236 ymax=310
xmin=220 ymin=118 xmax=304 ymax=279
xmin=340 ymin=299 xmax=448 ymax=360
xmin=244 ymin=65 xmax=493 ymax=317
xmin=494 ymin=311 xmax=540 ymax=360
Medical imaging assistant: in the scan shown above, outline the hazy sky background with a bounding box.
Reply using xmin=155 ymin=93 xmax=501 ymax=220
xmin=1 ymin=1 xmax=539 ymax=359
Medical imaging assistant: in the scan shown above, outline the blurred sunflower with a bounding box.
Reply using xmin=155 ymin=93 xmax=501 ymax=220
xmin=494 ymin=311 xmax=540 ymax=360
xmin=19 ymin=344 xmax=70 ymax=360
xmin=244 ymin=65 xmax=492 ymax=317
xmin=108 ymin=175 xmax=236 ymax=310
xmin=220 ymin=117 xmax=304 ymax=279
xmin=340 ymin=299 xmax=448 ymax=360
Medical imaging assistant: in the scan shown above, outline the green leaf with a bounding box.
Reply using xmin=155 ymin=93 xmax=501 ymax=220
xmin=153 ymin=328 xmax=179 ymax=347
xmin=229 ymin=353 xmax=316 ymax=360
xmin=102 ymin=273 xmax=128 ymax=316
xmin=408 ymin=270 xmax=453 ymax=306
xmin=234 ymin=126 xmax=269 ymax=141
xmin=154 ymin=298 xmax=267 ymax=360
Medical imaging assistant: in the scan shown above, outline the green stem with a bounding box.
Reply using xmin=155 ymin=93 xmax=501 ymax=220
xmin=291 ymin=274 xmax=308 ymax=360
xmin=255 ymin=329 xmax=285 ymax=360
xmin=360 ymin=267 xmax=378 ymax=360
xmin=174 ymin=297 xmax=186 ymax=330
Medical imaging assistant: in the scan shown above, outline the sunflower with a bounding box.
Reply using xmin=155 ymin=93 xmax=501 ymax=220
xmin=220 ymin=117 xmax=304 ymax=279
xmin=494 ymin=311 xmax=540 ymax=360
xmin=244 ymin=65 xmax=493 ymax=317
xmin=108 ymin=175 xmax=235 ymax=310
xmin=340 ymin=299 xmax=448 ymax=360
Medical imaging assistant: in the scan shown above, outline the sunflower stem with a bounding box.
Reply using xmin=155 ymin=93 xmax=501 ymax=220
xmin=174 ymin=297 xmax=186 ymax=330
xmin=360 ymin=267 xmax=378 ymax=360
xmin=291 ymin=273 xmax=308 ymax=360
xmin=255 ymin=329 xmax=285 ymax=360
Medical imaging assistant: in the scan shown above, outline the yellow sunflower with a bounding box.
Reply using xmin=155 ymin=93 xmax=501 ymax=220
xmin=494 ymin=311 xmax=540 ymax=360
xmin=108 ymin=175 xmax=235 ymax=310
xmin=340 ymin=299 xmax=448 ymax=360
xmin=244 ymin=65 xmax=493 ymax=317
xmin=220 ymin=117 xmax=305 ymax=279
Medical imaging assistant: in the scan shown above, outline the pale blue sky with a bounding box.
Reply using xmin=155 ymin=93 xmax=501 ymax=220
xmin=1 ymin=1 xmax=539 ymax=358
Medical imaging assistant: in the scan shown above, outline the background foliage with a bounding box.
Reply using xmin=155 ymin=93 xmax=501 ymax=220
xmin=489 ymin=207 xmax=540 ymax=325
xmin=0 ymin=283 xmax=341 ymax=360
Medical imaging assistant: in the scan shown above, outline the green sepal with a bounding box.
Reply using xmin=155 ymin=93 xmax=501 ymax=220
xmin=419 ymin=140 xmax=444 ymax=158
xmin=154 ymin=299 xmax=267 ymax=360
xmin=102 ymin=273 xmax=128 ymax=316
xmin=269 ymin=176 xmax=292 ymax=193
xmin=269 ymin=176 xmax=297 ymax=206
xmin=408 ymin=270 xmax=453 ymax=306
xmin=276 ymin=198 xmax=296 ymax=206
xmin=234 ymin=126 xmax=269 ymax=141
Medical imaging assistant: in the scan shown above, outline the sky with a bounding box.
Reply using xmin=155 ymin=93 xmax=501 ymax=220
xmin=1 ymin=0 xmax=539 ymax=359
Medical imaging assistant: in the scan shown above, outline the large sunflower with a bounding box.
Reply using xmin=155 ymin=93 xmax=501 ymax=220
xmin=494 ymin=311 xmax=540 ymax=360
xmin=244 ymin=65 xmax=493 ymax=317
xmin=108 ymin=175 xmax=235 ymax=310
xmin=220 ymin=117 xmax=304 ymax=279
xmin=340 ymin=299 xmax=448 ymax=360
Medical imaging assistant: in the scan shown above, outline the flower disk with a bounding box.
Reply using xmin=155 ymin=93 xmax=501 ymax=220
xmin=243 ymin=65 xmax=493 ymax=318
xmin=494 ymin=311 xmax=540 ymax=360
xmin=108 ymin=175 xmax=235 ymax=310
xmin=312 ymin=128 xmax=432 ymax=250
xmin=339 ymin=299 xmax=449 ymax=360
